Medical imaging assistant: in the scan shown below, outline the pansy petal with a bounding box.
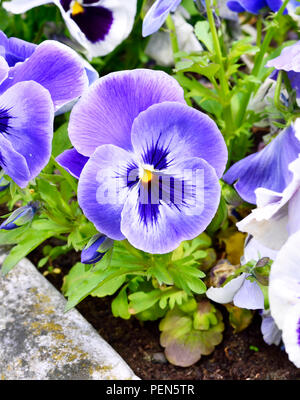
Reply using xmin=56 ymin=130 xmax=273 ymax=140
xmin=233 ymin=278 xmax=265 ymax=309
xmin=260 ymin=312 xmax=282 ymax=346
xmin=0 ymin=57 xmax=9 ymax=85
xmin=3 ymin=0 xmax=54 ymax=14
xmin=269 ymin=229 xmax=300 ymax=330
xmin=58 ymin=0 xmax=137 ymax=59
xmin=242 ymin=236 xmax=278 ymax=264
xmin=206 ymin=274 xmax=246 ymax=304
xmin=78 ymin=144 xmax=138 ymax=240
xmin=266 ymin=0 xmax=285 ymax=12
xmin=1 ymin=40 xmax=88 ymax=110
xmin=130 ymin=101 xmax=227 ymax=178
xmin=120 ymin=157 xmax=221 ymax=254
xmin=56 ymin=148 xmax=89 ymax=179
xmin=0 ymin=81 xmax=54 ymax=187
xmin=142 ymin=0 xmax=181 ymax=37
xmin=266 ymin=42 xmax=300 ymax=72
xmin=226 ymin=0 xmax=266 ymax=13
xmin=282 ymin=304 xmax=300 ymax=368
xmin=0 ymin=30 xmax=36 ymax=67
xmin=237 ymin=156 xmax=300 ymax=249
xmin=69 ymin=69 xmax=185 ymax=157
xmin=0 ymin=135 xmax=30 ymax=187
xmin=223 ymin=125 xmax=300 ymax=204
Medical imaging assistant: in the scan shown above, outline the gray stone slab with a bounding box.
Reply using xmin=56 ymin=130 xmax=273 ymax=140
xmin=0 ymin=250 xmax=139 ymax=380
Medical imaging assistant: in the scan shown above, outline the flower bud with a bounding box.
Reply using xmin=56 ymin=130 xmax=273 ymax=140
xmin=253 ymin=257 xmax=271 ymax=286
xmin=0 ymin=177 xmax=9 ymax=192
xmin=81 ymin=234 xmax=113 ymax=264
xmin=0 ymin=202 xmax=38 ymax=230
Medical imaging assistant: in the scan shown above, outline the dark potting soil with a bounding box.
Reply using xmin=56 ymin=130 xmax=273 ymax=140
xmin=26 ymin=242 xmax=300 ymax=381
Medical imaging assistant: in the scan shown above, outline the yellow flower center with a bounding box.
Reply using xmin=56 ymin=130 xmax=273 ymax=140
xmin=72 ymin=1 xmax=84 ymax=16
xmin=141 ymin=169 xmax=152 ymax=184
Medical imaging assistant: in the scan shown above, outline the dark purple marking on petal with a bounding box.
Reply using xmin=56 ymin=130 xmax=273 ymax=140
xmin=125 ymin=162 xmax=139 ymax=189
xmin=0 ymin=106 xmax=11 ymax=135
xmin=60 ymin=0 xmax=72 ymax=11
xmin=137 ymin=171 xmax=196 ymax=228
xmin=141 ymin=132 xmax=174 ymax=170
xmin=297 ymin=317 xmax=300 ymax=346
xmin=71 ymin=6 xmax=113 ymax=43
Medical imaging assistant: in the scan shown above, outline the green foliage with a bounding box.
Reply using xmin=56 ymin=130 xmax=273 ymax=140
xmin=159 ymin=300 xmax=224 ymax=367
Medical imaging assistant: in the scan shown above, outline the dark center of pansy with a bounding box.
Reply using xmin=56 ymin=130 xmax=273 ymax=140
xmin=0 ymin=106 xmax=11 ymax=136
xmin=60 ymin=1 xmax=114 ymax=43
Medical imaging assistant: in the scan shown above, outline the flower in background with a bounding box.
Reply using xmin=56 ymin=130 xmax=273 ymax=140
xmin=269 ymin=229 xmax=300 ymax=367
xmin=145 ymin=8 xmax=203 ymax=67
xmin=266 ymin=41 xmax=300 ymax=103
xmin=81 ymin=234 xmax=114 ymax=264
xmin=260 ymin=309 xmax=282 ymax=346
xmin=3 ymin=0 xmax=138 ymax=59
xmin=0 ymin=202 xmax=39 ymax=230
xmin=0 ymin=80 xmax=54 ymax=188
xmin=0 ymin=31 xmax=90 ymax=188
xmin=223 ymin=124 xmax=300 ymax=204
xmin=60 ymin=69 xmax=227 ymax=253
xmin=237 ymin=150 xmax=300 ymax=251
xmin=207 ymin=236 xmax=276 ymax=310
xmin=0 ymin=31 xmax=89 ymax=112
xmin=142 ymin=0 xmax=182 ymax=37
xmin=226 ymin=0 xmax=287 ymax=14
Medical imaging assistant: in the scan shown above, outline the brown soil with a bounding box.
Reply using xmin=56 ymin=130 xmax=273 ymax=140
xmin=26 ymin=242 xmax=300 ymax=381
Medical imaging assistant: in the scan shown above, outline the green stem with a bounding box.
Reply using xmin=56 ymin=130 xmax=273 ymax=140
xmin=205 ymin=0 xmax=234 ymax=137
xmin=274 ymin=70 xmax=286 ymax=112
xmin=237 ymin=0 xmax=290 ymax=125
xmin=165 ymin=14 xmax=180 ymax=62
xmin=256 ymin=15 xmax=262 ymax=47
xmin=51 ymin=155 xmax=78 ymax=194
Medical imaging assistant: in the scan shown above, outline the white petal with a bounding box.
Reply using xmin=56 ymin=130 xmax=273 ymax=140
xmin=3 ymin=0 xmax=55 ymax=14
xmin=242 ymin=236 xmax=278 ymax=264
xmin=269 ymin=230 xmax=300 ymax=330
xmin=282 ymin=304 xmax=300 ymax=368
xmin=206 ymin=273 xmax=245 ymax=304
xmin=237 ymin=156 xmax=300 ymax=250
xmin=60 ymin=0 xmax=137 ymax=59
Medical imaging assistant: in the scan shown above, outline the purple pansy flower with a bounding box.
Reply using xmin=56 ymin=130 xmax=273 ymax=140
xmin=266 ymin=41 xmax=300 ymax=101
xmin=223 ymin=124 xmax=300 ymax=204
xmin=226 ymin=0 xmax=287 ymax=14
xmin=3 ymin=0 xmax=138 ymax=59
xmin=0 ymin=32 xmax=89 ymax=112
xmin=81 ymin=234 xmax=114 ymax=264
xmin=60 ymin=69 xmax=227 ymax=253
xmin=142 ymin=0 xmax=182 ymax=37
xmin=0 ymin=31 xmax=90 ymax=188
xmin=0 ymin=80 xmax=54 ymax=188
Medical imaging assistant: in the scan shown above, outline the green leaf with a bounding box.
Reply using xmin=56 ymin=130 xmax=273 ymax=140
xmin=128 ymin=289 xmax=162 ymax=314
xmin=1 ymin=230 xmax=55 ymax=275
xmin=194 ymin=21 xmax=214 ymax=53
xmin=111 ymin=286 xmax=131 ymax=320
xmin=52 ymin=122 xmax=72 ymax=157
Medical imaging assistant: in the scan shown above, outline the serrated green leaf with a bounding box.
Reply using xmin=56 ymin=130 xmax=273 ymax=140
xmin=194 ymin=21 xmax=213 ymax=53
